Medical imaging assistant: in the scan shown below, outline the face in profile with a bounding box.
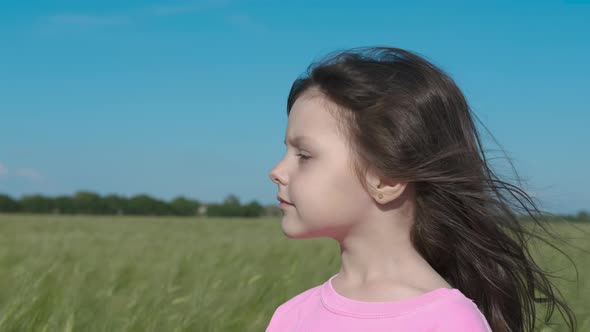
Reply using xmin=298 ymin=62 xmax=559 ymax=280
xmin=269 ymin=92 xmax=375 ymax=240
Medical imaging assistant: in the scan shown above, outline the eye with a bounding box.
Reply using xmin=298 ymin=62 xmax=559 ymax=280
xmin=297 ymin=154 xmax=310 ymax=161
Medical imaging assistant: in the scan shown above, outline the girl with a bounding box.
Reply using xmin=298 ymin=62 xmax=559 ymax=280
xmin=267 ymin=46 xmax=578 ymax=332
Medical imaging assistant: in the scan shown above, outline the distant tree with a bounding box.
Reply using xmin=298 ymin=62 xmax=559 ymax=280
xmin=54 ymin=195 xmax=75 ymax=214
xmin=170 ymin=196 xmax=200 ymax=216
xmin=206 ymin=203 xmax=225 ymax=217
xmin=242 ymin=200 xmax=264 ymax=217
xmin=20 ymin=194 xmax=53 ymax=213
xmin=0 ymin=194 xmax=20 ymax=212
xmin=577 ymin=210 xmax=589 ymax=220
xmin=72 ymin=191 xmax=104 ymax=214
xmin=127 ymin=194 xmax=171 ymax=215
xmin=205 ymin=198 xmax=263 ymax=218
xmin=1 ymin=191 xmax=276 ymax=218
xmin=223 ymin=194 xmax=240 ymax=206
xmin=104 ymin=194 xmax=127 ymax=215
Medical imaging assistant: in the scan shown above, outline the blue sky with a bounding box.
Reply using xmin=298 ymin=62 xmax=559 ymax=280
xmin=0 ymin=0 xmax=588 ymax=214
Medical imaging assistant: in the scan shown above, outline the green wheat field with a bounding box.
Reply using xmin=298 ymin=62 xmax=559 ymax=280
xmin=0 ymin=213 xmax=588 ymax=331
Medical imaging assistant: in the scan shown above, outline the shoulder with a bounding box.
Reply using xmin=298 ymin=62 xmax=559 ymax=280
xmin=265 ymin=285 xmax=322 ymax=332
xmin=432 ymin=290 xmax=493 ymax=332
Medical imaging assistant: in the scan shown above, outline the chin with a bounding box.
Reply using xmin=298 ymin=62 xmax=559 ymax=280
xmin=281 ymin=221 xmax=310 ymax=239
xmin=283 ymin=225 xmax=326 ymax=240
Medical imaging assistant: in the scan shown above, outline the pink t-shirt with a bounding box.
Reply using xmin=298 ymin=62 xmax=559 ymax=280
xmin=266 ymin=274 xmax=493 ymax=331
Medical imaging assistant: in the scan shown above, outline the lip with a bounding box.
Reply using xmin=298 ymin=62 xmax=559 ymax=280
xmin=279 ymin=201 xmax=294 ymax=209
xmin=277 ymin=195 xmax=294 ymax=205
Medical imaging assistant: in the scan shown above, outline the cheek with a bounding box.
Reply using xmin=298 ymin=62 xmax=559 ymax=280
xmin=328 ymin=169 xmax=370 ymax=219
xmin=295 ymin=164 xmax=369 ymax=226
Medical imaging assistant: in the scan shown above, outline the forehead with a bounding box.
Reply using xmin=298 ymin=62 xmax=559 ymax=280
xmin=284 ymin=94 xmax=341 ymax=145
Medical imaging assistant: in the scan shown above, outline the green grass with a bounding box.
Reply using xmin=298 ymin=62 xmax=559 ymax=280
xmin=0 ymin=213 xmax=587 ymax=331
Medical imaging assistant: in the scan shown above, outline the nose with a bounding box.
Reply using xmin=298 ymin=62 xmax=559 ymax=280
xmin=269 ymin=162 xmax=286 ymax=185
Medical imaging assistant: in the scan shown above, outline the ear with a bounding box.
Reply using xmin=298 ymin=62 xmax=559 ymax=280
xmin=375 ymin=180 xmax=407 ymax=204
xmin=366 ymin=168 xmax=407 ymax=204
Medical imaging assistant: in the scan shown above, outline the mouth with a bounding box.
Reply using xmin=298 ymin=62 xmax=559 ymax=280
xmin=277 ymin=196 xmax=294 ymax=205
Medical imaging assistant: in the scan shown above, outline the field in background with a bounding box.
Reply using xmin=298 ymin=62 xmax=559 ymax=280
xmin=0 ymin=213 xmax=588 ymax=331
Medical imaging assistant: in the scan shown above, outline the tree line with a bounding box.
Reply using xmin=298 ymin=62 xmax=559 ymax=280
xmin=0 ymin=191 xmax=587 ymax=221
xmin=0 ymin=191 xmax=281 ymax=218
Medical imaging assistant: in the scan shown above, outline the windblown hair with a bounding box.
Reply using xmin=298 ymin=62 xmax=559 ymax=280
xmin=286 ymin=46 xmax=581 ymax=332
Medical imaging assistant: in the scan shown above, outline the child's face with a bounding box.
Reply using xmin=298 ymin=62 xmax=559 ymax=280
xmin=269 ymin=92 xmax=375 ymax=240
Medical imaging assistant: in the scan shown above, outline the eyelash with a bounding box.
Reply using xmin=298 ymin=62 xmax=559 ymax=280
xmin=297 ymin=154 xmax=310 ymax=161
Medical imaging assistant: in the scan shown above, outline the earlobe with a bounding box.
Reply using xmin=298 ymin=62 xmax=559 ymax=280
xmin=376 ymin=181 xmax=406 ymax=202
xmin=366 ymin=168 xmax=406 ymax=202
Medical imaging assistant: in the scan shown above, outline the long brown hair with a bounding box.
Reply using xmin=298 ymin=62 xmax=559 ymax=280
xmin=286 ymin=46 xmax=582 ymax=332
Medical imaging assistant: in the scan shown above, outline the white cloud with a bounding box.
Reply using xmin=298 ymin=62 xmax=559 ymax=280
xmin=15 ymin=168 xmax=43 ymax=182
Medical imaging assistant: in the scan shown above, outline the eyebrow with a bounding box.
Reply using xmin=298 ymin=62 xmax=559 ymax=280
xmin=283 ymin=135 xmax=315 ymax=146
